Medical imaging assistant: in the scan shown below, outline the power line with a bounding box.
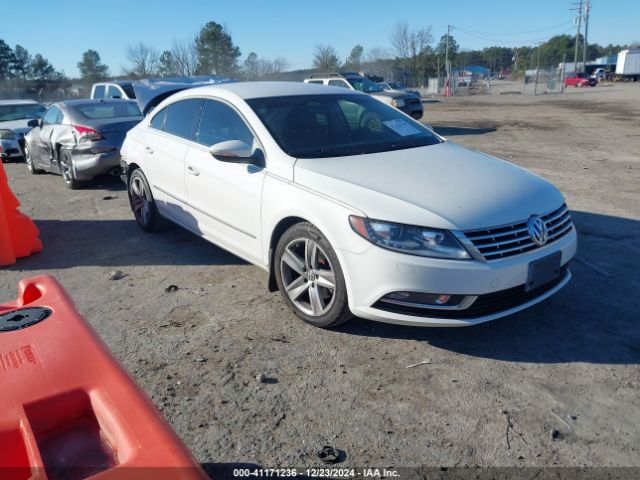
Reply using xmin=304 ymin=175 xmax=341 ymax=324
xmin=450 ymin=21 xmax=574 ymax=37
xmin=451 ymin=26 xmax=577 ymax=46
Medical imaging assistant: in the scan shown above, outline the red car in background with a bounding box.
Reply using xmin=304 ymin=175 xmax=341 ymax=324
xmin=565 ymin=72 xmax=598 ymax=87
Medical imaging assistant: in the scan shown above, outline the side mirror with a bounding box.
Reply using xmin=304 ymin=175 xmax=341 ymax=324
xmin=27 ymin=119 xmax=40 ymax=128
xmin=209 ymin=140 xmax=255 ymax=163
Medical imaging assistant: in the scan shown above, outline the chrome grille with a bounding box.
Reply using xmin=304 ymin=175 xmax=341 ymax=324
xmin=464 ymin=204 xmax=573 ymax=261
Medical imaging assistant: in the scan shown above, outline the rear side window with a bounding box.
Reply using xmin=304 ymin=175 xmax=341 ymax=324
xmin=150 ymin=107 xmax=166 ymax=130
xmin=106 ymin=85 xmax=122 ymax=98
xmin=42 ymin=107 xmax=63 ymax=125
xmin=163 ymin=99 xmax=204 ymax=141
xmin=93 ymin=85 xmax=105 ymax=98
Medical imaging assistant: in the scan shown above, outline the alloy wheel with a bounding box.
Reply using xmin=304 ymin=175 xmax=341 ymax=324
xmin=130 ymin=176 xmax=150 ymax=226
xmin=60 ymin=153 xmax=72 ymax=183
xmin=25 ymin=145 xmax=33 ymax=171
xmin=279 ymin=238 xmax=337 ymax=317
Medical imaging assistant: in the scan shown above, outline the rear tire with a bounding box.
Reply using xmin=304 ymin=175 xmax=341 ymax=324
xmin=274 ymin=222 xmax=352 ymax=328
xmin=128 ymin=168 xmax=166 ymax=232
xmin=59 ymin=148 xmax=83 ymax=189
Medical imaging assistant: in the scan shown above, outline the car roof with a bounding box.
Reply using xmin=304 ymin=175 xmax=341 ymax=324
xmin=0 ymin=99 xmax=41 ymax=106
xmin=170 ymin=81 xmax=365 ymax=100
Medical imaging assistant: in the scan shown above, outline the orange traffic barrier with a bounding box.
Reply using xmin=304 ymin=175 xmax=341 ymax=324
xmin=0 ymin=275 xmax=207 ymax=480
xmin=0 ymin=163 xmax=42 ymax=267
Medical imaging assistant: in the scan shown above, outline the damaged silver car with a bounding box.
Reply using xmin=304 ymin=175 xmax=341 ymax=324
xmin=23 ymin=99 xmax=143 ymax=189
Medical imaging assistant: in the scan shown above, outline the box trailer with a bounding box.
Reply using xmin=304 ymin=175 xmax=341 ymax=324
xmin=615 ymin=49 xmax=640 ymax=80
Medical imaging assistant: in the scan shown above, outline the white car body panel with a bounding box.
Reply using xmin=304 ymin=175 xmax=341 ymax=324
xmin=121 ymin=82 xmax=577 ymax=327
xmin=294 ymin=141 xmax=565 ymax=230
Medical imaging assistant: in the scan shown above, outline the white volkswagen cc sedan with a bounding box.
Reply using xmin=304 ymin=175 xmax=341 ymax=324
xmin=120 ymin=82 xmax=577 ymax=328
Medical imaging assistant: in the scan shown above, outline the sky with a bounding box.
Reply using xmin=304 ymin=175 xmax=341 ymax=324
xmin=2 ymin=0 xmax=638 ymax=78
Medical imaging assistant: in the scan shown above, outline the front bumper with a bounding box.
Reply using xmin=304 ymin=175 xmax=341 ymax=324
xmin=0 ymin=139 xmax=24 ymax=160
xmin=71 ymin=147 xmax=122 ymax=180
xmin=339 ymin=227 xmax=577 ymax=327
xmin=400 ymin=102 xmax=423 ymax=119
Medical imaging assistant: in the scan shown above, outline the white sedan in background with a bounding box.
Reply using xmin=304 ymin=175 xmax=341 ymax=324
xmin=121 ymin=82 xmax=576 ymax=328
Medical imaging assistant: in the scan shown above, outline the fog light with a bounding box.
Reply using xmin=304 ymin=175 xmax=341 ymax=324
xmin=386 ymin=292 xmax=411 ymax=300
xmin=434 ymin=294 xmax=451 ymax=305
xmin=381 ymin=291 xmax=464 ymax=307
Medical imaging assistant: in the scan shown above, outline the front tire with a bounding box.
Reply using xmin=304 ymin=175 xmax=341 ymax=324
xmin=24 ymin=144 xmax=43 ymax=174
xmin=59 ymin=148 xmax=83 ymax=189
xmin=274 ymin=222 xmax=352 ymax=328
xmin=128 ymin=168 xmax=165 ymax=232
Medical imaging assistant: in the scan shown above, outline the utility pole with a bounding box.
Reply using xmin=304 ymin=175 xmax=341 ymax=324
xmin=572 ymin=0 xmax=584 ymax=72
xmin=582 ymin=0 xmax=590 ymax=69
xmin=445 ymin=25 xmax=451 ymax=86
xmin=534 ymin=45 xmax=541 ymax=95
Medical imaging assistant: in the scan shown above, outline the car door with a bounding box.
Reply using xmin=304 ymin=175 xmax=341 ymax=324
xmin=184 ymin=98 xmax=265 ymax=263
xmin=34 ymin=106 xmax=62 ymax=169
xmin=142 ymin=98 xmax=204 ymax=232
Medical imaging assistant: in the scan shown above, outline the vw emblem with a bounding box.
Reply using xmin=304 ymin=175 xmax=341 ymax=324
xmin=527 ymin=215 xmax=548 ymax=246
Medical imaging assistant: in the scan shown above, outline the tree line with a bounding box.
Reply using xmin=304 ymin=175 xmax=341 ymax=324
xmin=311 ymin=21 xmax=636 ymax=87
xmin=0 ymin=39 xmax=70 ymax=100
xmin=3 ymin=18 xmax=637 ymax=100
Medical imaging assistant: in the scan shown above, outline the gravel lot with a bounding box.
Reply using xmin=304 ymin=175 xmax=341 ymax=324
xmin=2 ymin=83 xmax=639 ymax=476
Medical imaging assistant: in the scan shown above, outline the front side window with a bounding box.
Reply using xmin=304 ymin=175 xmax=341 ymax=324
xmin=247 ymin=94 xmax=441 ymax=159
xmin=42 ymin=107 xmax=62 ymax=125
xmin=196 ymin=99 xmax=254 ymax=147
xmin=93 ymin=85 xmax=106 ymax=98
xmin=163 ymin=99 xmax=204 ymax=141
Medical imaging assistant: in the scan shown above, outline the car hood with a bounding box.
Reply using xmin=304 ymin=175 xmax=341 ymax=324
xmin=293 ymin=141 xmax=565 ymax=231
xmin=371 ymin=90 xmax=410 ymax=100
xmin=0 ymin=119 xmax=33 ymax=135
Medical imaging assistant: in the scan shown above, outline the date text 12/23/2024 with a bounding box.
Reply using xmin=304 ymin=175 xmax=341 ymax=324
xmin=232 ymin=468 xmax=400 ymax=478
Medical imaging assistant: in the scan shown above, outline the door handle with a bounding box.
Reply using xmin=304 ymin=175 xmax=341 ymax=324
xmin=145 ymin=146 xmax=154 ymax=154
xmin=186 ymin=165 xmax=200 ymax=176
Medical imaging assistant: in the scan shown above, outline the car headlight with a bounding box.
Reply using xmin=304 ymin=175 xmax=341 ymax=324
xmin=0 ymin=129 xmax=16 ymax=140
xmin=349 ymin=216 xmax=471 ymax=260
xmin=391 ymin=98 xmax=405 ymax=108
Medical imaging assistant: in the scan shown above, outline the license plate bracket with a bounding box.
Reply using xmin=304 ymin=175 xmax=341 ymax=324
xmin=526 ymin=252 xmax=562 ymax=292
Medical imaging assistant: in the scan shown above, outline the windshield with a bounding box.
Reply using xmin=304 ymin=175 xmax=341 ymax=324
xmin=346 ymin=76 xmax=383 ymax=93
xmin=247 ymin=94 xmax=441 ymax=159
xmin=0 ymin=104 xmax=45 ymax=122
xmin=75 ymin=102 xmax=142 ymax=119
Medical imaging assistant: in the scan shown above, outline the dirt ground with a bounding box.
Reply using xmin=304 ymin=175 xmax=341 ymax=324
xmin=2 ymin=83 xmax=639 ymax=476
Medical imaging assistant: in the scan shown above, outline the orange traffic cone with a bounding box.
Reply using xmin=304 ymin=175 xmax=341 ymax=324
xmin=0 ymin=163 xmax=42 ymax=266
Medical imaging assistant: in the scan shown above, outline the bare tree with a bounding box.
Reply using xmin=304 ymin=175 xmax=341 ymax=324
xmin=171 ymin=38 xmax=198 ymax=76
xmin=390 ymin=22 xmax=411 ymax=61
xmin=124 ymin=42 xmax=159 ymax=77
xmin=390 ymin=22 xmax=433 ymax=85
xmin=272 ymin=56 xmax=289 ymax=73
xmin=365 ymin=47 xmax=393 ymax=80
xmin=366 ymin=47 xmax=391 ymax=63
xmin=313 ymin=45 xmax=340 ymax=72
